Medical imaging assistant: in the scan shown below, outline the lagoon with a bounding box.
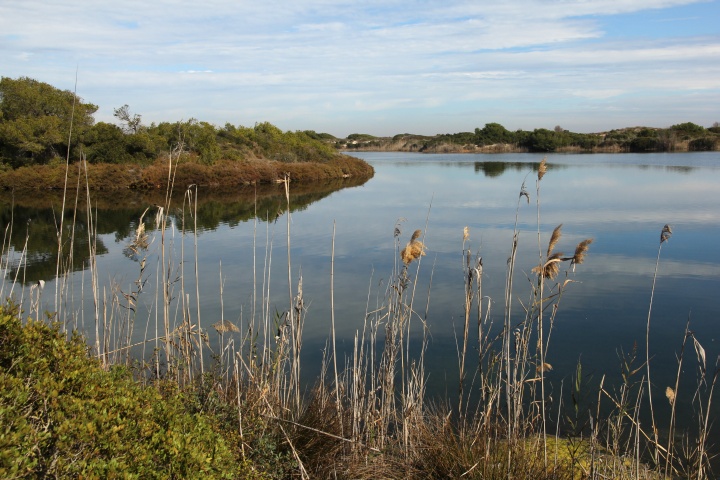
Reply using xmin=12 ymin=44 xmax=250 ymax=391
xmin=3 ymin=151 xmax=720 ymax=436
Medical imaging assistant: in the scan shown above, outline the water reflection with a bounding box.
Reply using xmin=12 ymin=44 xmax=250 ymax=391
xmin=2 ymin=152 xmax=720 ymax=450
xmin=473 ymin=161 xmax=568 ymax=177
xmin=0 ymin=176 xmax=369 ymax=284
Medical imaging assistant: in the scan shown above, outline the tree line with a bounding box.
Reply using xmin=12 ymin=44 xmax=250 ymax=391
xmin=345 ymin=122 xmax=720 ymax=153
xmin=0 ymin=76 xmax=338 ymax=169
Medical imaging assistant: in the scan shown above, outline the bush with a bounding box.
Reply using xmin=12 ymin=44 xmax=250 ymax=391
xmin=630 ymin=136 xmax=660 ymax=152
xmin=689 ymin=137 xmax=717 ymax=151
xmin=0 ymin=307 xmax=250 ymax=478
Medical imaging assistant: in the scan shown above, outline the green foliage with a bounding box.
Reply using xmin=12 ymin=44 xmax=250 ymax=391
xmin=0 ymin=77 xmax=348 ymax=173
xmin=670 ymin=122 xmax=705 ymax=138
xmin=689 ymin=137 xmax=717 ymax=151
xmin=475 ymin=122 xmax=516 ymax=145
xmin=347 ymin=133 xmax=376 ymax=141
xmin=0 ymin=77 xmax=97 ymax=167
xmin=0 ymin=307 xmax=262 ymax=478
xmin=523 ymin=128 xmax=566 ymax=152
xmin=84 ymin=122 xmax=133 ymax=164
xmin=630 ymin=136 xmax=660 ymax=152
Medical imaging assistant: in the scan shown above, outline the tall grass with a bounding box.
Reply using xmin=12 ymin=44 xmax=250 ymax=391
xmin=3 ymin=151 xmax=718 ymax=479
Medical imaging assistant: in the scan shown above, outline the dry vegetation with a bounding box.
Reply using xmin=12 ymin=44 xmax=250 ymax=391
xmin=0 ymin=153 xmax=373 ymax=190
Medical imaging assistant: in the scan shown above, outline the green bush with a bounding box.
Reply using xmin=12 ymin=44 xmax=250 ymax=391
xmin=0 ymin=307 xmax=249 ymax=479
xmin=689 ymin=137 xmax=717 ymax=151
xmin=630 ymin=136 xmax=660 ymax=152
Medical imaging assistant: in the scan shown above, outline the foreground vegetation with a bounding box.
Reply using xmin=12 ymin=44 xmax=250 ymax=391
xmin=1 ymin=152 xmax=716 ymax=478
xmin=0 ymin=76 xmax=373 ymax=189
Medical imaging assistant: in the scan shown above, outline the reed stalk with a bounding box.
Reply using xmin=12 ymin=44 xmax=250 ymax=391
xmin=646 ymin=224 xmax=672 ymax=463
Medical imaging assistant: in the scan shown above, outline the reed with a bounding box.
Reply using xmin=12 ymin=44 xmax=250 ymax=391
xmin=5 ymin=152 xmax=719 ymax=480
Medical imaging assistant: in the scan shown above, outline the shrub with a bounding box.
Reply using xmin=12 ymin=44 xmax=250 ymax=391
xmin=630 ymin=136 xmax=660 ymax=152
xmin=689 ymin=137 xmax=717 ymax=151
xmin=0 ymin=307 xmax=250 ymax=479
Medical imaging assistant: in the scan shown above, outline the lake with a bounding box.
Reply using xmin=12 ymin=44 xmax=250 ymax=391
xmin=3 ymin=151 xmax=720 ymax=439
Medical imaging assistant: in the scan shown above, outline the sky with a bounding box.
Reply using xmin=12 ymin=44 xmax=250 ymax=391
xmin=1 ymin=0 xmax=719 ymax=137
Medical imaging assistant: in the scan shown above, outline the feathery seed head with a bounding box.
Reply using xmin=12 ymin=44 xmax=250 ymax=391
xmin=538 ymin=157 xmax=548 ymax=180
xmin=537 ymin=362 xmax=553 ymax=373
xmin=572 ymin=238 xmax=593 ymax=266
xmin=533 ymin=252 xmax=564 ymax=280
xmin=666 ymin=386 xmax=676 ymax=405
xmin=212 ymin=320 xmax=240 ymax=334
xmin=547 ymin=224 xmax=563 ymax=257
xmin=661 ymin=224 xmax=673 ymax=244
xmin=401 ymin=240 xmax=426 ymax=265
xmin=402 ymin=229 xmax=426 ymax=264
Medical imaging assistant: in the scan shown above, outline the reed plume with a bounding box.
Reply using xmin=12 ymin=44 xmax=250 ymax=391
xmin=547 ymin=224 xmax=563 ymax=257
xmin=538 ymin=157 xmax=547 ymax=180
xmin=661 ymin=224 xmax=672 ymax=244
xmin=212 ymin=320 xmax=240 ymax=334
xmin=533 ymin=252 xmax=564 ymax=280
xmin=666 ymin=386 xmax=676 ymax=406
xmin=571 ymin=238 xmax=593 ymax=268
xmin=401 ymin=230 xmax=426 ymax=265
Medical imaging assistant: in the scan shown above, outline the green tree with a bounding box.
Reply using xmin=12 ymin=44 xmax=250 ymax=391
xmin=84 ymin=122 xmax=131 ymax=164
xmin=184 ymin=119 xmax=221 ymax=164
xmin=0 ymin=76 xmax=97 ymax=167
xmin=475 ymin=122 xmax=515 ymax=145
xmin=670 ymin=122 xmax=705 ymax=138
xmin=524 ymin=128 xmax=564 ymax=152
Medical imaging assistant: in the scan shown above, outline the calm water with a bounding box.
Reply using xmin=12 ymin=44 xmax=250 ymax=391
xmin=3 ymin=151 xmax=720 ymax=433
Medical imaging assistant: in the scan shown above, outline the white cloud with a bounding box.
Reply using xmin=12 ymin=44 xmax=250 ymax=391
xmin=0 ymin=0 xmax=717 ymax=135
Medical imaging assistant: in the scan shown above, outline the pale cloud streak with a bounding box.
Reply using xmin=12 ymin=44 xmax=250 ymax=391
xmin=0 ymin=0 xmax=718 ymax=135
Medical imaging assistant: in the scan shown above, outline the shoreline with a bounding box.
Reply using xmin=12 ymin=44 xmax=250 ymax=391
xmin=0 ymin=153 xmax=374 ymax=191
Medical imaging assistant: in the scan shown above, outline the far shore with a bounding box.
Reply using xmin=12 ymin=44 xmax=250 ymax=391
xmin=342 ymin=141 xmax=713 ymax=154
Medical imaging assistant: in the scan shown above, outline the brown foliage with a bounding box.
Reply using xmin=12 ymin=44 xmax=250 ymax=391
xmin=0 ymin=154 xmax=373 ymax=191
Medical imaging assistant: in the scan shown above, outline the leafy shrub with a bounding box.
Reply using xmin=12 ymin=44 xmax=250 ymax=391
xmin=689 ymin=137 xmax=717 ymax=151
xmin=630 ymin=136 xmax=660 ymax=152
xmin=0 ymin=307 xmax=254 ymax=479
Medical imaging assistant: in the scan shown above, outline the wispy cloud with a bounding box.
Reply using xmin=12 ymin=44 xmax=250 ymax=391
xmin=0 ymin=0 xmax=717 ymax=135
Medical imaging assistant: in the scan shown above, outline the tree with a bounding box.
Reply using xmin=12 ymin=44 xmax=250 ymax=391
xmin=476 ymin=122 xmax=514 ymax=145
xmin=113 ymin=104 xmax=142 ymax=134
xmin=0 ymin=76 xmax=97 ymax=166
xmin=670 ymin=122 xmax=705 ymax=138
xmin=84 ymin=122 xmax=131 ymax=164
xmin=524 ymin=128 xmax=564 ymax=152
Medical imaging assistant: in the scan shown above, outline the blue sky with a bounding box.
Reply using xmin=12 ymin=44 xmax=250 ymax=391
xmin=1 ymin=0 xmax=718 ymax=136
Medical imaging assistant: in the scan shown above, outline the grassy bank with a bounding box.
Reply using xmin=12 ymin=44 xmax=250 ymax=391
xmin=0 ymin=157 xmax=715 ymax=479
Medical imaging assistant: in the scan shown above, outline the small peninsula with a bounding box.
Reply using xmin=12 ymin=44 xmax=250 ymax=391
xmin=0 ymin=77 xmax=373 ymax=190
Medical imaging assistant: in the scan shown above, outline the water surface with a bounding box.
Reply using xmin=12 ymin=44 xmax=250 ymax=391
xmin=3 ymin=151 xmax=720 ymax=436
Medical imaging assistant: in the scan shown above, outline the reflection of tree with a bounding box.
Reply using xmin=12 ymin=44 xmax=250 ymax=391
xmin=473 ymin=161 xmax=567 ymax=177
xmin=665 ymin=166 xmax=693 ymax=174
xmin=0 ymin=175 xmax=369 ymax=284
xmin=0 ymin=204 xmax=109 ymax=284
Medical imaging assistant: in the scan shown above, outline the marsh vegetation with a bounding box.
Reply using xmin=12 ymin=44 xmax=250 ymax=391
xmin=2 ymin=149 xmax=719 ymax=478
